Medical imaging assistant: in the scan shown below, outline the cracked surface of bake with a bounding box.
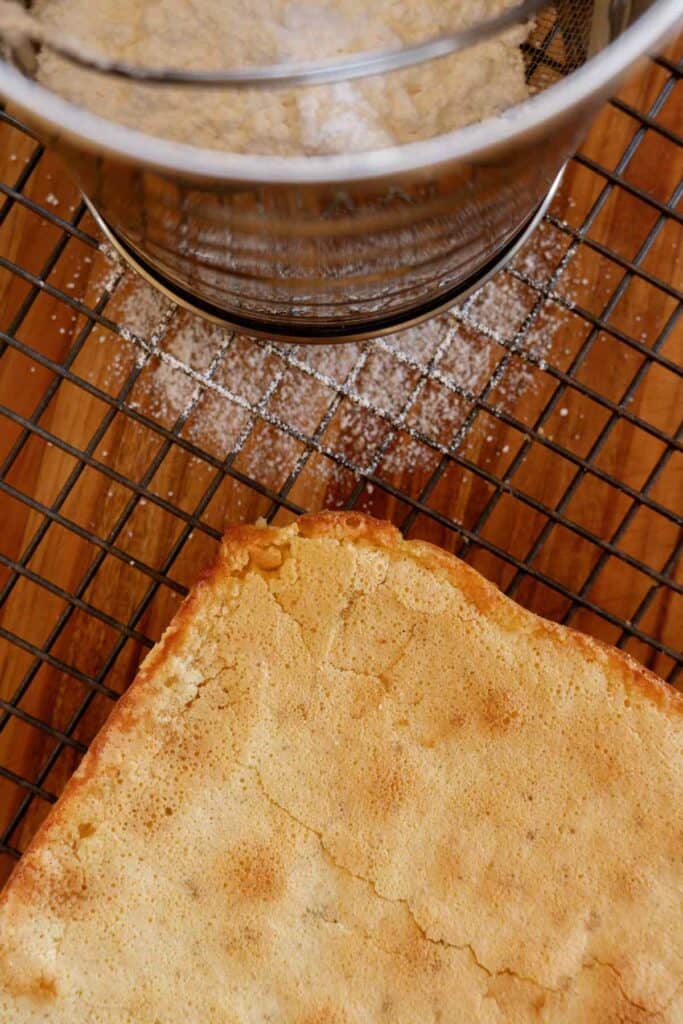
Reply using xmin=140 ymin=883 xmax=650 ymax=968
xmin=0 ymin=511 xmax=681 ymax=1022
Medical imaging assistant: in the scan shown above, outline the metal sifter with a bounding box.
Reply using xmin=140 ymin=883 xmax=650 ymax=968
xmin=0 ymin=0 xmax=680 ymax=342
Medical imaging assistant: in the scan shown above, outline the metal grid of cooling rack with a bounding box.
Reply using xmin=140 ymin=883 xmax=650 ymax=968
xmin=0 ymin=46 xmax=681 ymax=879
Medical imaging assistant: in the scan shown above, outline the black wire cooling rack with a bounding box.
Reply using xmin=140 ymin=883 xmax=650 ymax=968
xmin=0 ymin=45 xmax=681 ymax=879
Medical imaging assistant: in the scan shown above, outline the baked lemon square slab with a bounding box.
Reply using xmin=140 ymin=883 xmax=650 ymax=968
xmin=1 ymin=512 xmax=681 ymax=1022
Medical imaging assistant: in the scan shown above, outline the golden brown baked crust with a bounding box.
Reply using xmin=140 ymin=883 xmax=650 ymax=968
xmin=1 ymin=511 xmax=681 ymax=1023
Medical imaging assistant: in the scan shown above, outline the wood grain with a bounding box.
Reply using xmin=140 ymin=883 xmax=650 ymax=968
xmin=0 ymin=46 xmax=681 ymax=884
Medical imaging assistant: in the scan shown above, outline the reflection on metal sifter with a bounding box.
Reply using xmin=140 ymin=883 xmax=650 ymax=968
xmin=0 ymin=0 xmax=680 ymax=342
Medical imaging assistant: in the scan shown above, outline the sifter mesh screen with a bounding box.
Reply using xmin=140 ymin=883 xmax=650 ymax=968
xmin=523 ymin=0 xmax=600 ymax=93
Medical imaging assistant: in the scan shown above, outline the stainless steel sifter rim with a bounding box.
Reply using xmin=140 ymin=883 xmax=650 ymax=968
xmin=0 ymin=0 xmax=680 ymax=184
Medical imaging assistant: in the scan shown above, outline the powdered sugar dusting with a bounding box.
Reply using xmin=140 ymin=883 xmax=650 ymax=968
xmin=89 ymin=219 xmax=578 ymax=492
xmin=97 ymin=242 xmax=126 ymax=295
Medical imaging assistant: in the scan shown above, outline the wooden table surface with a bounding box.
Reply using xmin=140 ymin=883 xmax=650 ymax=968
xmin=0 ymin=44 xmax=681 ymax=883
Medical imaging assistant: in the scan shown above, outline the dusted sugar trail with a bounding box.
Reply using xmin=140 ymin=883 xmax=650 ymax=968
xmin=34 ymin=0 xmax=531 ymax=154
xmin=0 ymin=512 xmax=681 ymax=1022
